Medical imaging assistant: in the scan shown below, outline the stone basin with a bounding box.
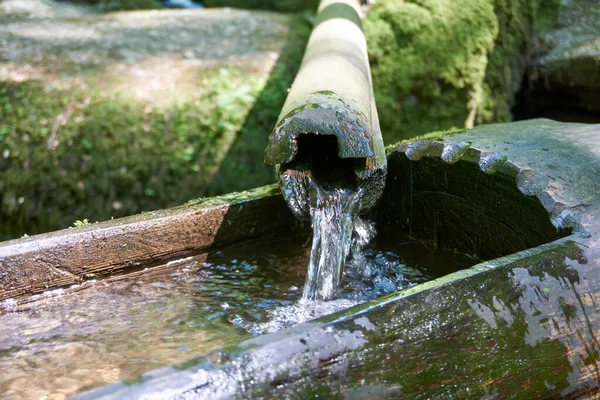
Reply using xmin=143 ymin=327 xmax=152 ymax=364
xmin=1 ymin=119 xmax=600 ymax=398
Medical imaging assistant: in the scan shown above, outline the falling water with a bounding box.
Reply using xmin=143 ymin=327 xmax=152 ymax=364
xmin=281 ymin=177 xmax=376 ymax=301
xmin=303 ymin=188 xmax=359 ymax=300
xmin=278 ymin=136 xmax=381 ymax=301
xmin=279 ymin=167 xmax=370 ymax=301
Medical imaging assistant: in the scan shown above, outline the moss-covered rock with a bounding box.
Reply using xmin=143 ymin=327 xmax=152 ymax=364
xmin=0 ymin=9 xmax=311 ymax=240
xmin=364 ymin=0 xmax=557 ymax=142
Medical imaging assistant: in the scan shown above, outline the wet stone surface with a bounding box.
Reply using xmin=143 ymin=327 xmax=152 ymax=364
xmin=0 ymin=226 xmax=476 ymax=400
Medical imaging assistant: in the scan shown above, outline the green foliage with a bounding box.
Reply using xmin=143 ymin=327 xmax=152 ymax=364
xmin=72 ymin=218 xmax=91 ymax=227
xmin=0 ymin=15 xmax=311 ymax=240
xmin=365 ymin=0 xmax=559 ymax=142
xmin=0 ymin=75 xmax=250 ymax=239
xmin=203 ymin=0 xmax=318 ymax=13
xmin=0 ymin=79 xmax=223 ymax=238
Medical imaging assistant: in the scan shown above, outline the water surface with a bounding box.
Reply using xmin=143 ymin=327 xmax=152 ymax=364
xmin=0 ymin=227 xmax=477 ymax=399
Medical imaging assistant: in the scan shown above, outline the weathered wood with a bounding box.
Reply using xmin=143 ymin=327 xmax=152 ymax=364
xmin=74 ymin=119 xmax=600 ymax=399
xmin=0 ymin=185 xmax=296 ymax=301
xmin=264 ymin=0 xmax=379 ymax=163
xmin=376 ymin=146 xmax=565 ymax=260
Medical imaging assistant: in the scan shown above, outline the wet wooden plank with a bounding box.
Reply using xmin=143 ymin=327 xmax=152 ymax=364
xmin=0 ymin=185 xmax=295 ymax=301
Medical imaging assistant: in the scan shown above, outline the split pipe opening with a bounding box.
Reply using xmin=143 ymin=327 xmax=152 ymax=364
xmin=264 ymin=0 xmax=386 ymax=220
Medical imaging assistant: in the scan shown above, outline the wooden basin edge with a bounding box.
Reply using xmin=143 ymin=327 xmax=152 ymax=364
xmin=0 ymin=184 xmax=295 ymax=302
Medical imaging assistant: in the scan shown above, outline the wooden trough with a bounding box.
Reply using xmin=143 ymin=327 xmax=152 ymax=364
xmin=3 ymin=119 xmax=600 ymax=398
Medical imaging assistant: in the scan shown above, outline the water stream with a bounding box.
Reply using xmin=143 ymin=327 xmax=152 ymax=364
xmin=303 ymin=187 xmax=360 ymax=300
xmin=278 ymin=135 xmax=376 ymax=301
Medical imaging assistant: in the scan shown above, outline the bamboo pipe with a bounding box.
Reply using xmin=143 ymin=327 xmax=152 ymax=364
xmin=264 ymin=0 xmax=386 ymax=219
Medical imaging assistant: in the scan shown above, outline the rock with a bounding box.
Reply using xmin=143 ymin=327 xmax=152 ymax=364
xmin=364 ymin=0 xmax=543 ymax=142
xmin=0 ymin=7 xmax=311 ymax=240
xmin=526 ymin=0 xmax=600 ymax=114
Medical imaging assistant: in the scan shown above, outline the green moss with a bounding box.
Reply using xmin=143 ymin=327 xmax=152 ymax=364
xmin=364 ymin=0 xmax=498 ymax=142
xmin=534 ymin=0 xmax=561 ymax=34
xmin=184 ymin=184 xmax=279 ymax=208
xmin=0 ymin=75 xmax=248 ymax=239
xmin=477 ymin=0 xmax=541 ymax=125
xmin=384 ymin=127 xmax=467 ymax=151
xmin=365 ymin=0 xmax=559 ymax=142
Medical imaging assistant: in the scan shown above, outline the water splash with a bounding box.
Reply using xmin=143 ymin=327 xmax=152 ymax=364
xmin=247 ymin=237 xmax=432 ymax=335
xmin=346 ymin=217 xmax=377 ymax=278
xmin=279 ymin=170 xmax=381 ymax=301
xmin=244 ymin=298 xmax=360 ymax=335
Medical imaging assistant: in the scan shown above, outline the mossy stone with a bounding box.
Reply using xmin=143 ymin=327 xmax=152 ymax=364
xmin=364 ymin=0 xmax=560 ymax=142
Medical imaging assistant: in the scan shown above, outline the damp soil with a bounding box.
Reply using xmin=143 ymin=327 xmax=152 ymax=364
xmin=0 ymin=226 xmax=478 ymax=400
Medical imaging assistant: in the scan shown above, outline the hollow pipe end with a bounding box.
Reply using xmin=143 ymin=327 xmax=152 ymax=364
xmin=264 ymin=93 xmax=374 ymax=166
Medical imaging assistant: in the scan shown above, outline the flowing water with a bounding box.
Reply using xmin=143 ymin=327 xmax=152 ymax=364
xmin=302 ymin=190 xmax=384 ymax=301
xmin=277 ymin=134 xmax=390 ymax=302
xmin=0 ymin=228 xmax=477 ymax=399
xmin=302 ymin=187 xmax=360 ymax=300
